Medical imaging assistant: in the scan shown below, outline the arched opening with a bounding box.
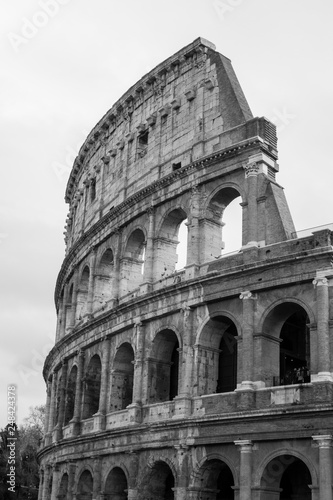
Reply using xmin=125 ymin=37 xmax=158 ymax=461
xmin=121 ymin=229 xmax=146 ymax=295
xmin=148 ymin=329 xmax=179 ymax=403
xmin=262 ymin=303 xmax=310 ymax=387
xmin=261 ymin=455 xmax=312 ymax=499
xmin=58 ymin=473 xmax=69 ymax=500
xmin=76 ymin=470 xmax=93 ymax=500
xmin=198 ymin=316 xmax=238 ymax=396
xmin=203 ymin=187 xmax=242 ymax=261
xmin=65 ymin=284 xmax=74 ymax=331
xmin=194 ymin=459 xmax=235 ymax=499
xmin=64 ymin=365 xmax=77 ymax=426
xmin=82 ymin=355 xmax=102 ymax=419
xmin=176 ymin=218 xmax=188 ymax=270
xmin=55 ymin=374 xmax=62 ymax=425
xmin=95 ymin=248 xmax=114 ymax=307
xmin=76 ymin=266 xmax=90 ymax=320
xmin=110 ymin=343 xmax=134 ymax=412
xmin=156 ymin=208 xmax=188 ymax=278
xmin=139 ymin=461 xmax=175 ymax=500
xmin=104 ymin=467 xmax=128 ymax=500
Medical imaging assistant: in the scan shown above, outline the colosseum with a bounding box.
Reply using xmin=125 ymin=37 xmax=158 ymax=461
xmin=38 ymin=38 xmax=333 ymax=499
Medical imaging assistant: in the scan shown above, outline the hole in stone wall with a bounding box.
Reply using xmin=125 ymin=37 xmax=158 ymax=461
xmin=172 ymin=162 xmax=182 ymax=171
xmin=176 ymin=219 xmax=188 ymax=270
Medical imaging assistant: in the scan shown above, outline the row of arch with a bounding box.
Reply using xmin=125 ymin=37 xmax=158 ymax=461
xmin=50 ymin=452 xmax=314 ymax=499
xmin=52 ymin=300 xmax=311 ymax=428
xmin=58 ymin=186 xmax=244 ymax=336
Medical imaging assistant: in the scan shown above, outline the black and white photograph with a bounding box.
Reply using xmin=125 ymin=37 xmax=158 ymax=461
xmin=1 ymin=1 xmax=333 ymax=498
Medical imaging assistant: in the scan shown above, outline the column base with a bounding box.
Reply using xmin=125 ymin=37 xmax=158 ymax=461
xmin=311 ymin=372 xmax=333 ymax=383
xmin=69 ymin=419 xmax=81 ymax=437
xmin=172 ymin=396 xmax=192 ymax=418
xmin=127 ymin=403 xmax=142 ymax=424
xmin=93 ymin=412 xmax=106 ymax=431
xmin=236 ymin=381 xmax=256 ymax=391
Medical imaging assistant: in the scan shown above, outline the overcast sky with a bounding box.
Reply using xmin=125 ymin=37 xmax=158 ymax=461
xmin=1 ymin=0 xmax=333 ymax=426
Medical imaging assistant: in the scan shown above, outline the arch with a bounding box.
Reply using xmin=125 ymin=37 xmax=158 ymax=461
xmin=110 ymin=342 xmax=135 ymax=412
xmin=190 ymin=457 xmax=236 ymax=499
xmin=155 ymin=207 xmax=188 ymax=278
xmin=259 ymin=453 xmax=313 ymax=499
xmin=148 ymin=329 xmax=180 ymax=403
xmin=196 ymin=315 xmax=238 ymax=396
xmin=261 ymin=301 xmax=311 ymax=387
xmin=95 ymin=248 xmax=115 ymax=306
xmin=82 ymin=354 xmax=102 ymax=419
xmin=104 ymin=467 xmax=128 ymax=500
xmin=58 ymin=473 xmax=69 ymax=500
xmin=64 ymin=365 xmax=77 ymax=426
xmin=76 ymin=469 xmax=93 ymax=500
xmin=121 ymin=228 xmax=146 ymax=295
xmin=138 ymin=460 xmax=175 ymax=500
xmin=202 ymin=186 xmax=242 ymax=260
xmin=76 ymin=265 xmax=90 ymax=320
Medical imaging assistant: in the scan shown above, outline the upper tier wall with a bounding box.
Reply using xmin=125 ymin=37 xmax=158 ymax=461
xmin=64 ymin=37 xmax=254 ymax=249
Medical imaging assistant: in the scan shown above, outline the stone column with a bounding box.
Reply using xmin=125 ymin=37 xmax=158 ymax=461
xmin=47 ymin=371 xmax=57 ymax=434
xmin=312 ymin=435 xmax=333 ymax=500
xmin=235 ymin=439 xmax=253 ymax=500
xmin=59 ymin=283 xmax=69 ymax=339
xmin=99 ymin=151 xmax=109 ymax=217
xmin=174 ymin=305 xmax=193 ymax=417
xmin=128 ymin=321 xmax=144 ymax=422
xmin=72 ymin=349 xmax=85 ymax=435
xmin=312 ymin=275 xmax=332 ymax=381
xmin=43 ymin=380 xmax=52 ymax=444
xmin=50 ymin=464 xmax=60 ymax=500
xmin=143 ymin=205 xmax=155 ymax=285
xmin=243 ymin=159 xmax=259 ymax=246
xmin=173 ymin=444 xmax=189 ymax=500
xmin=87 ymin=250 xmax=97 ymax=316
xmin=95 ymin=337 xmax=111 ymax=430
xmin=67 ymin=461 xmax=77 ymax=499
xmin=68 ymin=268 xmax=79 ymax=330
xmin=187 ymin=185 xmax=201 ymax=269
xmin=55 ymin=360 xmax=68 ymax=441
xmin=42 ymin=464 xmax=52 ymax=500
xmin=37 ymin=468 xmax=44 ymax=500
xmin=93 ymin=457 xmax=102 ymax=500
xmin=113 ymin=228 xmax=122 ymax=302
xmin=55 ymin=294 xmax=64 ymax=342
xmin=238 ymin=291 xmax=256 ymax=390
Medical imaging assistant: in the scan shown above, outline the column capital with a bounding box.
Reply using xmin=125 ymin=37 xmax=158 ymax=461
xmin=146 ymin=203 xmax=155 ymax=216
xmin=239 ymin=290 xmax=256 ymax=300
xmin=243 ymin=161 xmax=260 ymax=178
xmin=234 ymin=439 xmax=254 ymax=452
xmin=313 ymin=277 xmax=328 ymax=287
xmin=312 ymin=434 xmax=333 ymax=448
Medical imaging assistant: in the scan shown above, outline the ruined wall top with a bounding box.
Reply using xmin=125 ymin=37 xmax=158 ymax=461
xmin=63 ymin=37 xmax=258 ymax=247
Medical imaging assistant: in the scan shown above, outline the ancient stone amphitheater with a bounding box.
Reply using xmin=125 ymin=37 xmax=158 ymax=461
xmin=38 ymin=38 xmax=333 ymax=500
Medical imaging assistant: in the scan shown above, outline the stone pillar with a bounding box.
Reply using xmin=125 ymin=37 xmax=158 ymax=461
xmin=187 ymin=185 xmax=201 ymax=269
xmin=94 ymin=337 xmax=111 ymax=430
xmin=243 ymin=159 xmax=259 ymax=246
xmin=67 ymin=462 xmax=77 ymax=499
xmin=55 ymin=360 xmax=68 ymax=441
xmin=312 ymin=274 xmax=332 ymax=381
xmin=174 ymin=444 xmax=189 ymax=500
xmin=235 ymin=439 xmax=253 ymax=500
xmin=238 ymin=291 xmax=256 ymax=390
xmin=129 ymin=321 xmax=144 ymax=422
xmin=43 ymin=380 xmax=52 ymax=444
xmin=68 ymin=269 xmax=79 ymax=330
xmin=72 ymin=349 xmax=85 ymax=435
xmin=93 ymin=457 xmax=102 ymax=500
xmin=143 ymin=205 xmax=155 ymax=285
xmin=99 ymin=152 xmax=109 ymax=217
xmin=87 ymin=250 xmax=97 ymax=316
xmin=312 ymin=435 xmax=333 ymax=500
xmin=47 ymin=372 xmax=57 ymax=434
xmin=174 ymin=305 xmax=193 ymax=417
xmin=42 ymin=464 xmax=52 ymax=500
xmin=50 ymin=464 xmax=60 ymax=500
xmin=113 ymin=228 xmax=122 ymax=302
xmin=37 ymin=468 xmax=44 ymax=500
xmin=56 ymin=294 xmax=64 ymax=342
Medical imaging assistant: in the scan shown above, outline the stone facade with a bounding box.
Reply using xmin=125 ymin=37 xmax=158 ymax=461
xmin=38 ymin=38 xmax=333 ymax=499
